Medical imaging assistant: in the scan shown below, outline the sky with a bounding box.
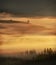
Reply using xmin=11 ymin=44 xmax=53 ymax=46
xmin=0 ymin=0 xmax=56 ymax=17
xmin=0 ymin=0 xmax=56 ymax=54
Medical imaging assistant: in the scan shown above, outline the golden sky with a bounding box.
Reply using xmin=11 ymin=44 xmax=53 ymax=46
xmin=0 ymin=13 xmax=56 ymax=54
xmin=0 ymin=0 xmax=56 ymax=55
xmin=0 ymin=35 xmax=56 ymax=54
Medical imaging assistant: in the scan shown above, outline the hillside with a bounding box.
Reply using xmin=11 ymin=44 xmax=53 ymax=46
xmin=0 ymin=20 xmax=55 ymax=35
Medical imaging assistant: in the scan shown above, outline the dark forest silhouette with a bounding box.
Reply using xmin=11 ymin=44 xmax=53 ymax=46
xmin=0 ymin=48 xmax=56 ymax=65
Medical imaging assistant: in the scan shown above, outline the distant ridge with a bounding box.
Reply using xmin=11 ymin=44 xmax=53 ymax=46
xmin=0 ymin=20 xmax=28 ymax=24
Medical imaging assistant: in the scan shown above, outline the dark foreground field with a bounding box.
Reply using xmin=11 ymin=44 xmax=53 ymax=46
xmin=0 ymin=57 xmax=56 ymax=65
xmin=0 ymin=49 xmax=56 ymax=65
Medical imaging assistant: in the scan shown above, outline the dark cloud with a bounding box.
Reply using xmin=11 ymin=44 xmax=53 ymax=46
xmin=0 ymin=0 xmax=56 ymax=17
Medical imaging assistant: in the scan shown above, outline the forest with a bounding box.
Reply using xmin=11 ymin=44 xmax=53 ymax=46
xmin=0 ymin=48 xmax=56 ymax=65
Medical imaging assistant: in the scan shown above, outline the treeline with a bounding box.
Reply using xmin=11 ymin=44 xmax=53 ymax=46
xmin=0 ymin=48 xmax=56 ymax=65
xmin=22 ymin=48 xmax=56 ymax=60
xmin=0 ymin=20 xmax=30 ymax=24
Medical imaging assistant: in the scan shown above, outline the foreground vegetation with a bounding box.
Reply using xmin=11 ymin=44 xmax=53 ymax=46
xmin=0 ymin=48 xmax=56 ymax=65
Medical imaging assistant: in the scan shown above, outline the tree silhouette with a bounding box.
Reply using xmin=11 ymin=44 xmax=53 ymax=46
xmin=47 ymin=48 xmax=53 ymax=54
xmin=27 ymin=20 xmax=30 ymax=24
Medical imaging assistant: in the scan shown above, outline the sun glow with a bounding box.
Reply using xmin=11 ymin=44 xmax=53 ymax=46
xmin=0 ymin=35 xmax=56 ymax=53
